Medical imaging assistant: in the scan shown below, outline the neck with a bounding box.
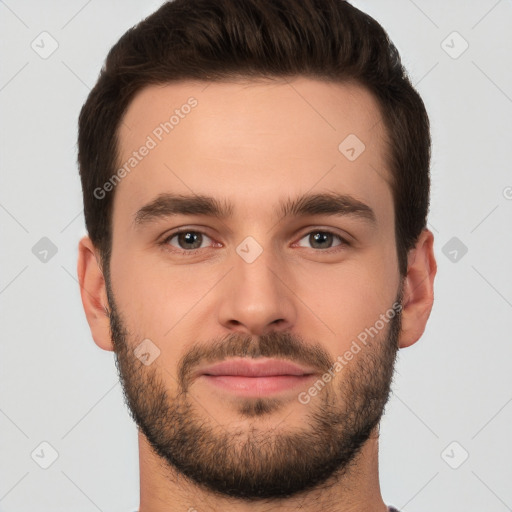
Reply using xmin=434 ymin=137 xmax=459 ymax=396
xmin=137 ymin=425 xmax=388 ymax=512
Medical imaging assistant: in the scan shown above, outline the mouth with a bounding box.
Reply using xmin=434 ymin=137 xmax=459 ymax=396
xmin=196 ymin=358 xmax=318 ymax=396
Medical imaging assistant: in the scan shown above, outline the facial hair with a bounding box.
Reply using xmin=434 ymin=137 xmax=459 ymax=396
xmin=106 ymin=278 xmax=402 ymax=501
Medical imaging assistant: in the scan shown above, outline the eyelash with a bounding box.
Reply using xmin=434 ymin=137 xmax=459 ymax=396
xmin=160 ymin=228 xmax=350 ymax=256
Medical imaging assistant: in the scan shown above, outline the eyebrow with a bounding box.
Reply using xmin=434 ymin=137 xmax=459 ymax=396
xmin=133 ymin=192 xmax=377 ymax=228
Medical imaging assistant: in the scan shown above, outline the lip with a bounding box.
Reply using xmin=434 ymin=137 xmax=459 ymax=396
xmin=198 ymin=358 xmax=318 ymax=378
xmin=196 ymin=358 xmax=318 ymax=397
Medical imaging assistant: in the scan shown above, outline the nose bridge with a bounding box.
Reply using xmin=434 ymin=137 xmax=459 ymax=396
xmin=216 ymin=236 xmax=296 ymax=334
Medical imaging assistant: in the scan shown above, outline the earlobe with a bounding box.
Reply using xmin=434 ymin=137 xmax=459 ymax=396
xmin=77 ymin=236 xmax=114 ymax=352
xmin=398 ymin=229 xmax=437 ymax=349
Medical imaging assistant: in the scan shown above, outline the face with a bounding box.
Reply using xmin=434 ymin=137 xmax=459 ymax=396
xmin=106 ymin=78 xmax=404 ymax=499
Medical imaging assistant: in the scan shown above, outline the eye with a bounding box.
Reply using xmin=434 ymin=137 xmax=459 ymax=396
xmin=162 ymin=229 xmax=214 ymax=253
xmin=295 ymin=230 xmax=349 ymax=251
xmin=160 ymin=228 xmax=350 ymax=256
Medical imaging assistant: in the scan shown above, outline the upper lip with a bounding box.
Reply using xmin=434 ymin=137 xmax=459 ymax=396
xmin=198 ymin=358 xmax=318 ymax=377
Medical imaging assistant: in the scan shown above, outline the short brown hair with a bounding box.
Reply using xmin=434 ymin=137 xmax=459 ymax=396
xmin=78 ymin=0 xmax=431 ymax=280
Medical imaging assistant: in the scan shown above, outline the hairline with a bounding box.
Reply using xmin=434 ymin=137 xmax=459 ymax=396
xmin=100 ymin=75 xmax=401 ymax=279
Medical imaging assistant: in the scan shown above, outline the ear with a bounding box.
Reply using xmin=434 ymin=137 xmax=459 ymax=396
xmin=399 ymin=228 xmax=437 ymax=349
xmin=77 ymin=235 xmax=114 ymax=351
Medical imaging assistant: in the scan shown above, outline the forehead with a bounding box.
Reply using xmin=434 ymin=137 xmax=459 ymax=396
xmin=114 ymin=78 xmax=392 ymax=227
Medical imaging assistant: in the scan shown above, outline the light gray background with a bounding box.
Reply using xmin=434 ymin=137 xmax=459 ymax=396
xmin=1 ymin=1 xmax=511 ymax=511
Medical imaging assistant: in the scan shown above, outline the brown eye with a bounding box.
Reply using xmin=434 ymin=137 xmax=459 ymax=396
xmin=164 ymin=230 xmax=212 ymax=252
xmin=296 ymin=230 xmax=348 ymax=250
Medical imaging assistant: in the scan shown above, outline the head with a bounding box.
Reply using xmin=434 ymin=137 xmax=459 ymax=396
xmin=77 ymin=0 xmax=436 ymax=502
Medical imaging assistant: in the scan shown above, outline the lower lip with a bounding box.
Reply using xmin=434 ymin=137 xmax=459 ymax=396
xmin=200 ymin=375 xmax=316 ymax=396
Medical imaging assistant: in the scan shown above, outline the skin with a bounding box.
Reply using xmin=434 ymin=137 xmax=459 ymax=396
xmin=77 ymin=77 xmax=437 ymax=512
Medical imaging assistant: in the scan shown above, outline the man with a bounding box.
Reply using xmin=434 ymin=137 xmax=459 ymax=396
xmin=77 ymin=0 xmax=437 ymax=510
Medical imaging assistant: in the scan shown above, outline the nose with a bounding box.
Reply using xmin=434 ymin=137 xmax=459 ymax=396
xmin=216 ymin=245 xmax=297 ymax=336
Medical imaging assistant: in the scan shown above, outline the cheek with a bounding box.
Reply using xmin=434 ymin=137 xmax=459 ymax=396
xmin=109 ymin=247 xmax=166 ymax=337
xmin=110 ymin=247 xmax=219 ymax=342
xmin=110 ymin=226 xmax=400 ymax=363
xmin=293 ymin=249 xmax=399 ymax=347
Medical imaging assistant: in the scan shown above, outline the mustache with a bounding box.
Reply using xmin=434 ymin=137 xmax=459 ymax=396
xmin=178 ymin=331 xmax=334 ymax=391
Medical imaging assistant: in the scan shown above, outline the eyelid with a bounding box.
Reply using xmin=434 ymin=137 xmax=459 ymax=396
xmin=293 ymin=230 xmax=350 ymax=250
xmin=161 ymin=227 xmax=216 ymax=252
xmin=160 ymin=226 xmax=351 ymax=255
